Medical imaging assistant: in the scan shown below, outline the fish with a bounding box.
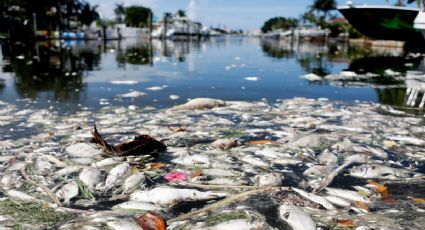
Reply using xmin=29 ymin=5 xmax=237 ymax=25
xmin=170 ymin=98 xmax=225 ymax=110
xmin=279 ymin=204 xmax=316 ymax=230
xmin=113 ymin=201 xmax=163 ymax=211
xmin=130 ymin=187 xmax=228 ymax=206
xmin=349 ymin=164 xmax=415 ymax=179
xmin=208 ymin=219 xmax=270 ymax=230
xmin=6 ymin=190 xmax=37 ymax=202
xmin=55 ymin=165 xmax=84 ymax=176
xmin=56 ymin=181 xmax=79 ymax=205
xmin=258 ymin=173 xmax=283 ymax=186
xmin=325 ymin=188 xmax=371 ymax=203
xmin=66 ymin=143 xmax=102 ymax=158
xmin=78 ymin=167 xmax=102 ymax=190
xmin=122 ymin=172 xmax=146 ymax=194
xmin=292 ymin=187 xmax=335 ymax=210
xmin=104 ymin=163 xmax=131 ymax=191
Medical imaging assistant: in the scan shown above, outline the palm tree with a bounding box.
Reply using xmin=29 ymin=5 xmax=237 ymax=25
xmin=176 ymin=9 xmax=186 ymax=17
xmin=79 ymin=3 xmax=99 ymax=27
xmin=163 ymin=12 xmax=172 ymax=38
xmin=310 ymin=0 xmax=337 ymax=19
xmin=114 ymin=3 xmax=125 ymax=23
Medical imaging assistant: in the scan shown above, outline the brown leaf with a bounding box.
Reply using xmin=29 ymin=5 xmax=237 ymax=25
xmin=337 ymin=219 xmax=356 ymax=227
xmin=169 ymin=127 xmax=186 ymax=133
xmin=367 ymin=180 xmax=396 ymax=204
xmin=248 ymin=140 xmax=278 ymax=145
xmin=192 ymin=169 xmax=202 ymax=178
xmin=353 ymin=201 xmax=369 ymax=212
xmin=411 ymin=197 xmax=425 ymax=204
xmin=91 ymin=124 xmax=166 ymax=157
xmin=148 ymin=163 xmax=166 ymax=170
xmin=135 ymin=212 xmax=166 ymax=230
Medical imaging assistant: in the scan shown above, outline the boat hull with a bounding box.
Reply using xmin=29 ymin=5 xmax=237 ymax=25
xmin=338 ymin=5 xmax=423 ymax=42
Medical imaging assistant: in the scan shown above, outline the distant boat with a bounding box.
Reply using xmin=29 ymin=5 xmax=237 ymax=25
xmin=338 ymin=3 xmax=423 ymax=42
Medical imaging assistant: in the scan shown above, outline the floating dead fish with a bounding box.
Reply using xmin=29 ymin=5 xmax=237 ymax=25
xmin=104 ymin=163 xmax=131 ymax=191
xmin=56 ymin=181 xmax=79 ymax=205
xmin=55 ymin=165 xmax=84 ymax=176
xmin=6 ymin=190 xmax=37 ymax=202
xmin=91 ymin=124 xmax=166 ymax=157
xmin=79 ymin=167 xmax=102 ymax=190
xmin=208 ymin=219 xmax=270 ymax=230
xmin=325 ymin=188 xmax=371 ymax=203
xmin=301 ymin=73 xmax=322 ymax=81
xmin=66 ymin=143 xmax=102 ymax=158
xmin=117 ymin=91 xmax=146 ymax=98
xmin=258 ymin=173 xmax=283 ymax=186
xmin=122 ymin=172 xmax=146 ymax=194
xmin=279 ymin=204 xmax=316 ymax=230
xmin=130 ymin=187 xmax=228 ymax=206
xmin=170 ymin=98 xmax=225 ymax=110
xmin=91 ymin=157 xmax=123 ymax=167
xmin=113 ymin=201 xmax=163 ymax=211
xmin=388 ymin=135 xmax=425 ymax=146
xmin=349 ymin=164 xmax=415 ymax=179
xmin=209 ymin=139 xmax=238 ymax=150
xmin=292 ymin=187 xmax=335 ymax=210
xmin=318 ymin=149 xmax=338 ymax=165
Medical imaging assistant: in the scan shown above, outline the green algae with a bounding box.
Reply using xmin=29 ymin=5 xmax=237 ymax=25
xmin=0 ymin=200 xmax=76 ymax=227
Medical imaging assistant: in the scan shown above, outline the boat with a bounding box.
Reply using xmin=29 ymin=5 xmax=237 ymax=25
xmin=338 ymin=1 xmax=423 ymax=42
xmin=414 ymin=1 xmax=425 ymax=39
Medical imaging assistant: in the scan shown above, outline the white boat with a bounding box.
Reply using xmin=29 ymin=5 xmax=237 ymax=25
xmin=152 ymin=16 xmax=202 ymax=39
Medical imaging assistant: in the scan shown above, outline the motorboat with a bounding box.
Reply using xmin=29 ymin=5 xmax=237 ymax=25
xmin=338 ymin=1 xmax=423 ymax=42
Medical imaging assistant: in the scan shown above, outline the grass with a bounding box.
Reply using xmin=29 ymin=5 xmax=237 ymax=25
xmin=205 ymin=212 xmax=250 ymax=226
xmin=221 ymin=128 xmax=245 ymax=139
xmin=73 ymin=177 xmax=95 ymax=200
xmin=0 ymin=200 xmax=76 ymax=227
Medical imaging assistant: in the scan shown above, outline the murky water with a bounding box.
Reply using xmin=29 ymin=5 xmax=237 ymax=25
xmin=0 ymin=37 xmax=424 ymax=113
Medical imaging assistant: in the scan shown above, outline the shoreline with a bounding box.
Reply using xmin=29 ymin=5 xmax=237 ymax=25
xmin=0 ymin=97 xmax=424 ymax=229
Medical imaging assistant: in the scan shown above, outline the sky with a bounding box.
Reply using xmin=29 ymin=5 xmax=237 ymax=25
xmin=88 ymin=0 xmax=415 ymax=30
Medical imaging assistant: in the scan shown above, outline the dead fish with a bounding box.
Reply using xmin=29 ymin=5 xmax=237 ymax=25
xmin=130 ymin=187 xmax=228 ymax=206
xmin=78 ymin=167 xmax=102 ymax=190
xmin=353 ymin=146 xmax=388 ymax=159
xmin=55 ymin=165 xmax=84 ymax=176
xmin=318 ymin=149 xmax=338 ymax=165
xmin=209 ymin=139 xmax=238 ymax=150
xmin=6 ymin=190 xmax=36 ymax=202
xmin=170 ymin=98 xmax=225 ymax=110
xmin=91 ymin=157 xmax=123 ymax=167
xmin=104 ymin=163 xmax=131 ymax=191
xmin=40 ymin=154 xmax=67 ymax=167
xmin=66 ymin=143 xmax=102 ymax=158
xmin=388 ymin=135 xmax=425 ymax=146
xmin=122 ymin=172 xmax=146 ymax=194
xmin=349 ymin=164 xmax=415 ymax=179
xmin=292 ymin=187 xmax=335 ymax=210
xmin=324 ymin=195 xmax=351 ymax=208
xmin=113 ymin=201 xmax=162 ymax=211
xmin=240 ymin=155 xmax=269 ymax=168
xmin=325 ymin=188 xmax=371 ymax=203
xmin=207 ymin=219 xmax=271 ymax=230
xmin=258 ymin=173 xmax=283 ymax=186
xmin=303 ymin=165 xmax=333 ymax=178
xmin=35 ymin=159 xmax=53 ymax=175
xmin=279 ymin=204 xmax=316 ymax=230
xmin=106 ymin=219 xmax=142 ymax=230
xmin=56 ymin=181 xmax=79 ymax=205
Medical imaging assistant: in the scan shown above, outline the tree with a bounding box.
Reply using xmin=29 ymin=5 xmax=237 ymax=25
xmin=261 ymin=17 xmax=298 ymax=33
xmin=114 ymin=3 xmax=125 ymax=23
xmin=124 ymin=6 xmax=152 ymax=27
xmin=79 ymin=2 xmax=99 ymax=26
xmin=309 ymin=0 xmax=336 ymax=19
xmin=176 ymin=9 xmax=186 ymax=17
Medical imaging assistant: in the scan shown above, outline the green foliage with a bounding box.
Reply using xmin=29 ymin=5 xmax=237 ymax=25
xmin=205 ymin=212 xmax=250 ymax=226
xmin=0 ymin=200 xmax=75 ymax=226
xmin=177 ymin=9 xmax=186 ymax=17
xmin=74 ymin=177 xmax=95 ymax=200
xmin=124 ymin=6 xmax=152 ymax=27
xmin=261 ymin=17 xmax=298 ymax=33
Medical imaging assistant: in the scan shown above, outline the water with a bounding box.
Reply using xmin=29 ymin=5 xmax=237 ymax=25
xmin=0 ymin=37 xmax=423 ymax=113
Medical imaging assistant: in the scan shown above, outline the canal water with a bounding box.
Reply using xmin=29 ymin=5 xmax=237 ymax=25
xmin=0 ymin=37 xmax=422 ymax=113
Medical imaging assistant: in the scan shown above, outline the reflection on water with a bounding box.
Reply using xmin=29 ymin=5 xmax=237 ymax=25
xmin=1 ymin=37 xmax=425 ymax=112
